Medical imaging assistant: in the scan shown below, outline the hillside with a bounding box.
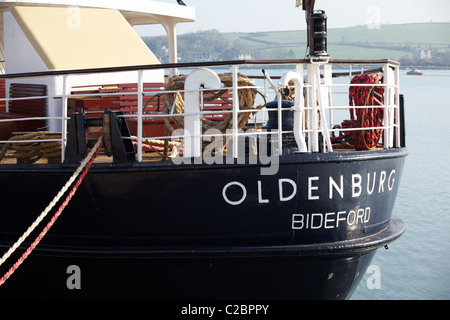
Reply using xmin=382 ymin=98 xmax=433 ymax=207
xmin=142 ymin=23 xmax=450 ymax=67
xmin=327 ymin=23 xmax=450 ymax=44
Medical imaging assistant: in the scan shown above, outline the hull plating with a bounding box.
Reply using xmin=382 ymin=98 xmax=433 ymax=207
xmin=0 ymin=148 xmax=407 ymax=299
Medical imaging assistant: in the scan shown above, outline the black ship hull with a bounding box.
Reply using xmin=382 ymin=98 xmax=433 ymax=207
xmin=0 ymin=148 xmax=407 ymax=299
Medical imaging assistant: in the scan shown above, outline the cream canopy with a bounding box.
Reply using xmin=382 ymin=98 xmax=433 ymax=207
xmin=0 ymin=0 xmax=195 ymax=72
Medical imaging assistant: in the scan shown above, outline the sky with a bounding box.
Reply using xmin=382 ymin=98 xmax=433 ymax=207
xmin=135 ymin=0 xmax=450 ymax=36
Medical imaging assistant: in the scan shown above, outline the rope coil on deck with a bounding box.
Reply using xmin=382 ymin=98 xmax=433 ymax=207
xmin=0 ymin=136 xmax=103 ymax=287
xmin=0 ymin=131 xmax=62 ymax=163
xmin=349 ymin=73 xmax=385 ymax=150
xmin=161 ymin=73 xmax=266 ymax=134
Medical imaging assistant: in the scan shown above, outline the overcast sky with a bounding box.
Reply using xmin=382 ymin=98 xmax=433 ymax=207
xmin=135 ymin=0 xmax=450 ymax=36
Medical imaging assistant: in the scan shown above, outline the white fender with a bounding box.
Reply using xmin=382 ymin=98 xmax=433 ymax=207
xmin=184 ymin=68 xmax=223 ymax=158
xmin=280 ymin=71 xmax=308 ymax=153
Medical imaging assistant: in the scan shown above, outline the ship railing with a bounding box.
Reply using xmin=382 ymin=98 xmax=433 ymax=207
xmin=0 ymin=59 xmax=403 ymax=164
xmin=326 ymin=61 xmax=401 ymax=151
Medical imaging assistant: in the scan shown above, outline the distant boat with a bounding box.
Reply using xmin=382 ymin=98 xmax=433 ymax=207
xmin=407 ymin=69 xmax=423 ymax=75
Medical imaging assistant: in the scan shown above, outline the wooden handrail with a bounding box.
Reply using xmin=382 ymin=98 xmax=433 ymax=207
xmin=0 ymin=59 xmax=399 ymax=80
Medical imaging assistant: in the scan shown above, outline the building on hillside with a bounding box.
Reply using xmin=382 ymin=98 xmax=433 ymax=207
xmin=238 ymin=53 xmax=253 ymax=60
xmin=413 ymin=47 xmax=432 ymax=60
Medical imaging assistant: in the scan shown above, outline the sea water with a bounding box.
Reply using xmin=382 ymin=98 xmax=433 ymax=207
xmin=351 ymin=69 xmax=450 ymax=300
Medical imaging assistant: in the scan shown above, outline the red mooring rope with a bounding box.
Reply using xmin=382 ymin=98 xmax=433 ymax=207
xmin=349 ymin=73 xmax=384 ymax=150
xmin=0 ymin=142 xmax=103 ymax=287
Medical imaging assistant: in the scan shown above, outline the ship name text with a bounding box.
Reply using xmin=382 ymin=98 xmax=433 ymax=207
xmin=291 ymin=207 xmax=371 ymax=230
xmin=222 ymin=169 xmax=396 ymax=206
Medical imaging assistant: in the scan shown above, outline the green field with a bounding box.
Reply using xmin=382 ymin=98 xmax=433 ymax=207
xmin=224 ymin=23 xmax=450 ymax=45
xmin=327 ymin=23 xmax=450 ymax=44
xmin=221 ymin=23 xmax=450 ymax=61
xmin=143 ymin=23 xmax=450 ymax=65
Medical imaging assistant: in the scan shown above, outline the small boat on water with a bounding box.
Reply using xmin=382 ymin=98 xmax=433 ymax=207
xmin=407 ymin=69 xmax=423 ymax=75
xmin=0 ymin=0 xmax=407 ymax=299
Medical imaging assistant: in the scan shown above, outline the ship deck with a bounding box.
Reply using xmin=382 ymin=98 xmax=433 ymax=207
xmin=0 ymin=59 xmax=404 ymax=167
xmin=0 ymin=143 xmax=366 ymax=166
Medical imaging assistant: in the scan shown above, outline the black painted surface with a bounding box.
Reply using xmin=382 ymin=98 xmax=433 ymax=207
xmin=0 ymin=148 xmax=407 ymax=299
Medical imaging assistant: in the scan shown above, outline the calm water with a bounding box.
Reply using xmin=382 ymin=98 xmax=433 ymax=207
xmin=351 ymin=69 xmax=450 ymax=300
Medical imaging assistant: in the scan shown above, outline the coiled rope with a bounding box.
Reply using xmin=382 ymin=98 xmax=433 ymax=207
xmin=161 ymin=72 xmax=266 ymax=135
xmin=349 ymin=73 xmax=384 ymax=150
xmin=0 ymin=136 xmax=103 ymax=287
xmin=0 ymin=131 xmax=61 ymax=163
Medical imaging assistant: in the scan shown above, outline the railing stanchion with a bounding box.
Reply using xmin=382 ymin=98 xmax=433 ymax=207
xmin=231 ymin=65 xmax=239 ymax=159
xmin=277 ymin=91 xmax=282 ymax=155
xmin=61 ymin=74 xmax=68 ymax=163
xmin=383 ymin=64 xmax=395 ymax=149
xmin=307 ymin=64 xmax=319 ymax=152
xmin=137 ymin=70 xmax=144 ymax=162
xmin=394 ymin=64 xmax=400 ymax=148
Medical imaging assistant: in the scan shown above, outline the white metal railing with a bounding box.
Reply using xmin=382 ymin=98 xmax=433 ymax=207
xmin=0 ymin=59 xmax=402 ymax=164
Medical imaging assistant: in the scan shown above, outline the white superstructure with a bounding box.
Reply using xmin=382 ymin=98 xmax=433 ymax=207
xmin=0 ymin=0 xmax=195 ymax=131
